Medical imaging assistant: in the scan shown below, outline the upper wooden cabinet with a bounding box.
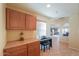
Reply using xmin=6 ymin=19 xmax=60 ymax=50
xmin=25 ymin=14 xmax=36 ymax=30
xmin=6 ymin=8 xmax=36 ymax=30
xmin=6 ymin=8 xmax=26 ymax=30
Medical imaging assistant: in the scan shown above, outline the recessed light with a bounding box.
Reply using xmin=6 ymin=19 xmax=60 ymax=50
xmin=46 ymin=4 xmax=51 ymax=8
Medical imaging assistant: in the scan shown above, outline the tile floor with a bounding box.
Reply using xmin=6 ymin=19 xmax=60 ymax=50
xmin=41 ymin=36 xmax=79 ymax=56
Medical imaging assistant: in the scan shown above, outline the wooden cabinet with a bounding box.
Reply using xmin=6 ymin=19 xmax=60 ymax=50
xmin=27 ymin=41 xmax=40 ymax=56
xmin=4 ymin=44 xmax=27 ymax=56
xmin=6 ymin=8 xmax=36 ymax=30
xmin=6 ymin=8 xmax=26 ymax=30
xmin=26 ymin=14 xmax=36 ymax=30
xmin=4 ymin=41 xmax=40 ymax=56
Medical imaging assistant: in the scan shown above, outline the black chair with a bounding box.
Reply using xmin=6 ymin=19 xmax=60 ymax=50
xmin=40 ymin=36 xmax=51 ymax=52
xmin=40 ymin=40 xmax=50 ymax=52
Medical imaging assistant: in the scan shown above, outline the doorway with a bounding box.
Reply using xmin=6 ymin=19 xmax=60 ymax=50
xmin=50 ymin=25 xmax=61 ymax=37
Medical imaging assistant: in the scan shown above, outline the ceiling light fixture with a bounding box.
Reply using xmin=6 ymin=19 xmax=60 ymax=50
xmin=46 ymin=4 xmax=51 ymax=8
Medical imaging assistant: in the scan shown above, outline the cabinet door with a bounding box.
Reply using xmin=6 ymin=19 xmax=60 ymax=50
xmin=6 ymin=8 xmax=26 ymax=30
xmin=4 ymin=44 xmax=27 ymax=56
xmin=27 ymin=41 xmax=40 ymax=56
xmin=25 ymin=14 xmax=36 ymax=30
xmin=6 ymin=8 xmax=10 ymax=29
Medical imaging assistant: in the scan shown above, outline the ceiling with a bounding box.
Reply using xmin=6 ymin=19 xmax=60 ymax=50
xmin=7 ymin=3 xmax=79 ymax=19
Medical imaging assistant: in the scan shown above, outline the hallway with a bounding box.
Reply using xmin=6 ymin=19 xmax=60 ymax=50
xmin=41 ymin=36 xmax=79 ymax=56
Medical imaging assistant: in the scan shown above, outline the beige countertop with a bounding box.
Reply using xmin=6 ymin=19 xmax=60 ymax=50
xmin=4 ymin=39 xmax=40 ymax=49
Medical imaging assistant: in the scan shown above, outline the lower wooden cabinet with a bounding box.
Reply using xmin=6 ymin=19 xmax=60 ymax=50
xmin=4 ymin=44 xmax=27 ymax=56
xmin=4 ymin=41 xmax=40 ymax=56
xmin=28 ymin=41 xmax=40 ymax=56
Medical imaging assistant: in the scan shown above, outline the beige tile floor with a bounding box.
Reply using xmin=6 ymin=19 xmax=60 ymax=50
xmin=41 ymin=36 xmax=79 ymax=56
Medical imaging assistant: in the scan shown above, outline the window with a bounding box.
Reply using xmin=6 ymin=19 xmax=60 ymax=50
xmin=36 ymin=21 xmax=46 ymax=39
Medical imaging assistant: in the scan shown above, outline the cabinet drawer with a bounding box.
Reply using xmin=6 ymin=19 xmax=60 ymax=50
xmin=4 ymin=49 xmax=27 ymax=56
xmin=4 ymin=44 xmax=27 ymax=56
xmin=4 ymin=44 xmax=27 ymax=53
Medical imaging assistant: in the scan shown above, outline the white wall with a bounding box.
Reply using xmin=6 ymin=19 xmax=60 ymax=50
xmin=69 ymin=15 xmax=79 ymax=49
xmin=0 ymin=3 xmax=6 ymax=56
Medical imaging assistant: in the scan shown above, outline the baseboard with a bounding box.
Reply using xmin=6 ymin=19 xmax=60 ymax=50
xmin=69 ymin=47 xmax=79 ymax=51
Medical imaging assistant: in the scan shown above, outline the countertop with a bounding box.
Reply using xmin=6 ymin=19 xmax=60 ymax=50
xmin=4 ymin=38 xmax=40 ymax=49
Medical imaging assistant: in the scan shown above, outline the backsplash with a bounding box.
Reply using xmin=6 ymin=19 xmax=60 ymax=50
xmin=7 ymin=30 xmax=36 ymax=42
